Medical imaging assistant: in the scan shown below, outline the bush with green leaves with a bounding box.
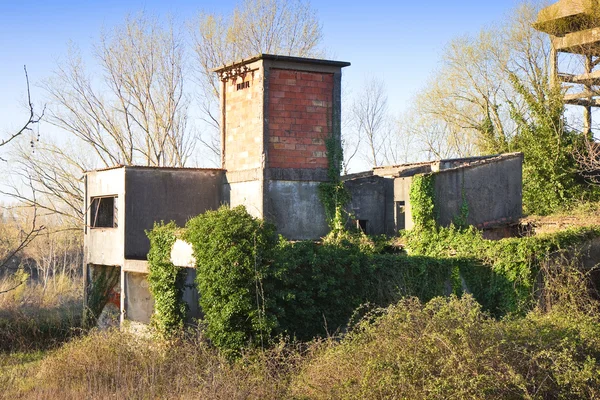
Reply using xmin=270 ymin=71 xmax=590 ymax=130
xmin=184 ymin=206 xmax=278 ymax=356
xmin=267 ymin=238 xmax=454 ymax=341
xmin=147 ymin=221 xmax=187 ymax=336
xmin=405 ymin=224 xmax=600 ymax=316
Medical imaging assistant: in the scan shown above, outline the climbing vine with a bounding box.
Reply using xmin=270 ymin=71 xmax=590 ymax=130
xmin=83 ymin=265 xmax=120 ymax=329
xmin=318 ymin=131 xmax=349 ymax=235
xmin=405 ymin=224 xmax=600 ymax=316
xmin=453 ymin=187 xmax=470 ymax=229
xmin=146 ymin=221 xmax=187 ymax=336
xmin=409 ymin=174 xmax=437 ymax=231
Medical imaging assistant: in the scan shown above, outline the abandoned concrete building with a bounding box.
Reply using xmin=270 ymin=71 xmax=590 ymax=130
xmin=83 ymin=54 xmax=524 ymax=327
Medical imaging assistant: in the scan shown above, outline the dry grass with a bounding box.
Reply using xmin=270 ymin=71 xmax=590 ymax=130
xmin=3 ymin=329 xmax=298 ymax=400
xmin=0 ymin=273 xmax=83 ymax=352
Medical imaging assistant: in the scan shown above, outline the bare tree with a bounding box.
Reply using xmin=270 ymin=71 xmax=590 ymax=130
xmin=192 ymin=0 xmax=324 ymax=161
xmin=0 ymin=68 xmax=46 ymax=286
xmin=45 ymin=14 xmax=195 ymax=168
xmin=0 ymin=66 xmax=44 ymax=160
xmin=403 ymin=3 xmax=553 ymax=159
xmin=574 ymin=137 xmax=600 ymax=184
xmin=351 ymin=77 xmax=391 ymax=168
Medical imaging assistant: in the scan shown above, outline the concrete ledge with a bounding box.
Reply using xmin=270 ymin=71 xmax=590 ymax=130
xmin=225 ymin=168 xmax=262 ymax=183
xmin=123 ymin=259 xmax=149 ymax=274
xmin=171 ymin=239 xmax=196 ymax=268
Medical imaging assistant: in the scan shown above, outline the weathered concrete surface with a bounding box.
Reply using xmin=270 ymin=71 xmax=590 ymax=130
xmin=345 ymin=176 xmax=395 ymax=235
xmin=85 ymin=168 xmax=126 ymax=267
xmin=434 ymin=154 xmax=523 ymax=227
xmin=171 ymin=239 xmax=195 ymax=268
xmin=183 ymin=269 xmax=202 ymax=322
xmin=226 ymin=180 xmax=264 ymax=219
xmin=124 ymin=272 xmax=154 ymax=324
xmin=393 ymin=177 xmax=414 ymax=231
xmin=265 ymin=180 xmax=328 ymax=240
xmin=124 ymin=168 xmax=224 ymax=260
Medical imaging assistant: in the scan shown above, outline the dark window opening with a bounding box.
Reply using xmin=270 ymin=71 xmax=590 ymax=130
xmin=91 ymin=196 xmax=117 ymax=228
xmin=396 ymin=201 xmax=406 ymax=231
xmin=356 ymin=219 xmax=368 ymax=233
xmin=237 ymin=81 xmax=250 ymax=90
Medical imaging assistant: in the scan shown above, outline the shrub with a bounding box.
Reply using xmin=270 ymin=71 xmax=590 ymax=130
xmin=147 ymin=221 xmax=187 ymax=336
xmin=291 ymin=295 xmax=600 ymax=400
xmin=405 ymin=225 xmax=600 ymax=316
xmin=184 ymin=206 xmax=278 ymax=357
xmin=268 ymin=238 xmax=454 ymax=341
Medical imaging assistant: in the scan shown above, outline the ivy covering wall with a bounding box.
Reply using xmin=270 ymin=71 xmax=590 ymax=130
xmin=404 ymin=172 xmax=600 ymax=316
xmin=145 ymin=175 xmax=600 ymax=355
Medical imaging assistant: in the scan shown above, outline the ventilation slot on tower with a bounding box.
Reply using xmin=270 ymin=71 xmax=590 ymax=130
xmin=236 ymin=81 xmax=250 ymax=91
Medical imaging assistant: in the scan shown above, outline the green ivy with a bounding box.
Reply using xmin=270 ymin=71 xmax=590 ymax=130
xmin=318 ymin=123 xmax=349 ymax=235
xmin=184 ymin=206 xmax=278 ymax=358
xmin=405 ymin=225 xmax=600 ymax=316
xmin=146 ymin=221 xmax=187 ymax=336
xmin=409 ymin=174 xmax=437 ymax=231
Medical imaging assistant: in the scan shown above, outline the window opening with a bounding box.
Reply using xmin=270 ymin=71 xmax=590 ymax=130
xmin=396 ymin=201 xmax=406 ymax=231
xmin=356 ymin=219 xmax=368 ymax=233
xmin=91 ymin=196 xmax=118 ymax=228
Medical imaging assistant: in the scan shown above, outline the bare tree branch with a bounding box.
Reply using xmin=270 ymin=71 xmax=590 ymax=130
xmin=0 ymin=66 xmax=45 ymax=161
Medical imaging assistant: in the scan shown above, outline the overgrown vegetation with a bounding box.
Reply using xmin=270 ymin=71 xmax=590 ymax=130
xmin=405 ymin=225 xmax=600 ymax=316
xmin=5 ymin=283 xmax=600 ymax=399
xmin=146 ymin=221 xmax=187 ymax=335
xmin=0 ymin=273 xmax=82 ymax=352
xmin=408 ymin=174 xmax=437 ymax=230
xmin=82 ymin=265 xmax=119 ymax=329
xmin=318 ymin=127 xmax=349 ymax=235
xmin=404 ymin=171 xmax=600 ymax=316
xmin=184 ymin=206 xmax=278 ymax=356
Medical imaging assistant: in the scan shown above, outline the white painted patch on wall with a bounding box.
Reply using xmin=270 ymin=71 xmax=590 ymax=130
xmin=170 ymin=239 xmax=196 ymax=268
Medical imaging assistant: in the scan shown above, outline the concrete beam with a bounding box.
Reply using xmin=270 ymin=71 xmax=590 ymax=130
xmin=553 ymin=27 xmax=600 ymax=55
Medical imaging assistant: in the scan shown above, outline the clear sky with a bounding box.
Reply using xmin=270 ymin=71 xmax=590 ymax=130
xmin=0 ymin=0 xmax=524 ymax=165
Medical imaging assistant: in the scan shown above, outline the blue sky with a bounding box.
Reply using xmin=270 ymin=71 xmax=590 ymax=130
xmin=0 ymin=0 xmax=524 ymax=164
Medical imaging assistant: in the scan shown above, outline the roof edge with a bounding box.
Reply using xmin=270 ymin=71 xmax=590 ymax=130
xmin=211 ymin=53 xmax=351 ymax=73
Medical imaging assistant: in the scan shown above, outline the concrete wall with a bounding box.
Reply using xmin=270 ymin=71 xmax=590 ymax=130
xmin=124 ymin=168 xmax=224 ymax=260
xmin=85 ymin=168 xmax=126 ymax=266
xmin=345 ymin=176 xmax=395 ymax=235
xmin=123 ymin=271 xmax=153 ymax=324
xmin=265 ymin=180 xmax=329 ymax=240
xmin=226 ymin=179 xmax=264 ymax=219
xmin=434 ymin=154 xmax=523 ymax=227
xmin=182 ymin=269 xmax=202 ymax=322
xmin=394 ymin=177 xmax=414 ymax=231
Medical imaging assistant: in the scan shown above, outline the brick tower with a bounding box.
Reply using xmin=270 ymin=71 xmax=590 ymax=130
xmin=213 ymin=54 xmax=350 ymax=239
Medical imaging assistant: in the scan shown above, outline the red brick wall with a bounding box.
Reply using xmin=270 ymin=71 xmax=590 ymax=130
xmin=224 ymin=70 xmax=263 ymax=171
xmin=268 ymin=69 xmax=333 ymax=169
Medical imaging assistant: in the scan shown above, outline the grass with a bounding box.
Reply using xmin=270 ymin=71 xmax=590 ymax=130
xmin=0 ymin=273 xmax=83 ymax=352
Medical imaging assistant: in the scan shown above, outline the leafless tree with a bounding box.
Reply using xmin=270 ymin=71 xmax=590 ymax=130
xmin=0 ymin=66 xmax=45 ymax=160
xmin=403 ymin=3 xmax=554 ymax=159
xmin=0 ymin=68 xmax=46 ymax=287
xmin=574 ymin=137 xmax=600 ymax=184
xmin=45 ymin=14 xmax=195 ymax=168
xmin=352 ymin=77 xmax=391 ymax=168
xmin=192 ymin=0 xmax=324 ymax=161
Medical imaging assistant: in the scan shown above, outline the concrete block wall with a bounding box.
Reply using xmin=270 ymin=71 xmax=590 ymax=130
xmin=224 ymin=69 xmax=264 ymax=171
